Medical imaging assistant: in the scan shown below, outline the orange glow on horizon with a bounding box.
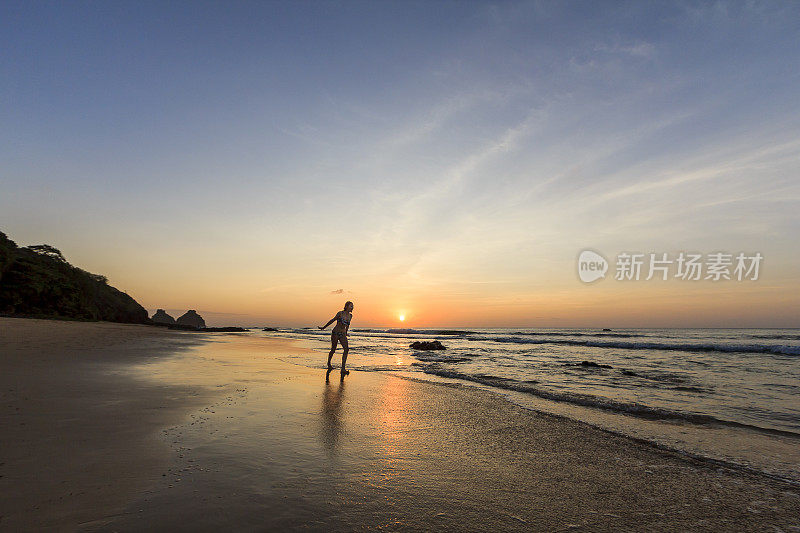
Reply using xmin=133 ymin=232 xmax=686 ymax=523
xmin=139 ymin=279 xmax=800 ymax=329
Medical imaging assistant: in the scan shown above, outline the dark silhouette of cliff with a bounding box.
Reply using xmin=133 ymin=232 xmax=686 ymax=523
xmin=176 ymin=309 xmax=205 ymax=329
xmin=0 ymin=231 xmax=148 ymax=323
xmin=151 ymin=308 xmax=176 ymax=324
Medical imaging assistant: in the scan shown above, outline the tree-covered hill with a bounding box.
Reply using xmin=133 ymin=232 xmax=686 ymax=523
xmin=0 ymin=231 xmax=148 ymax=323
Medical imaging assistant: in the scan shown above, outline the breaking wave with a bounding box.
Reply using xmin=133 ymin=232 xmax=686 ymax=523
xmin=481 ymin=336 xmax=800 ymax=356
xmin=421 ymin=367 xmax=800 ymax=438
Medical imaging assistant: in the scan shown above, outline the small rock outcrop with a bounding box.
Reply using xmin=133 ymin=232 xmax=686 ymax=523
xmin=263 ymin=327 xmax=278 ymax=332
xmin=410 ymin=340 xmax=446 ymax=351
xmin=176 ymin=309 xmax=206 ymax=329
xmin=151 ymin=309 xmax=176 ymax=325
xmin=574 ymin=360 xmax=613 ymax=369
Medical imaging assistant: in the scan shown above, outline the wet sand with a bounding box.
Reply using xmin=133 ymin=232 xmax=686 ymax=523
xmin=1 ymin=319 xmax=799 ymax=531
xmin=0 ymin=318 xmax=212 ymax=530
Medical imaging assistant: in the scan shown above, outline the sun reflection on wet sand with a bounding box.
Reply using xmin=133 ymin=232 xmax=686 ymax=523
xmin=378 ymin=376 xmax=410 ymax=442
xmin=374 ymin=376 xmax=414 ymax=495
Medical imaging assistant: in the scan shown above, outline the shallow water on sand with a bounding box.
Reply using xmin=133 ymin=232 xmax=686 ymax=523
xmin=108 ymin=334 xmax=800 ymax=531
xmin=267 ymin=327 xmax=800 ymax=483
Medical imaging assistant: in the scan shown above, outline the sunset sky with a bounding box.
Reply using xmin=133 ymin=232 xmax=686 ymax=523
xmin=2 ymin=1 xmax=799 ymax=327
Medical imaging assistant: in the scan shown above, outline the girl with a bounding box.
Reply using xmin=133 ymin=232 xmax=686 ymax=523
xmin=319 ymin=301 xmax=353 ymax=374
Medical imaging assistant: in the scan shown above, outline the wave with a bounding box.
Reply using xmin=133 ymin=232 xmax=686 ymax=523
xmin=343 ymin=328 xmax=800 ymax=356
xmin=481 ymin=336 xmax=800 ymax=356
xmin=618 ymin=368 xmax=689 ymax=383
xmin=411 ymin=352 xmax=475 ymax=363
xmin=508 ymin=331 xmax=641 ymax=339
xmin=421 ymin=367 xmax=800 ymax=438
xmin=745 ymin=333 xmax=800 ymax=340
xmin=352 ymin=328 xmax=475 ymax=335
xmin=353 ymin=328 xmax=641 ymax=339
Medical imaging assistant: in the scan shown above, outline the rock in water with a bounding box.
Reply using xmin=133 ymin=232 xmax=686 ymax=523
xmin=410 ymin=340 xmax=446 ymax=350
xmin=176 ymin=310 xmax=206 ymax=329
xmin=578 ymin=360 xmax=613 ymax=369
xmin=151 ymin=309 xmax=176 ymax=325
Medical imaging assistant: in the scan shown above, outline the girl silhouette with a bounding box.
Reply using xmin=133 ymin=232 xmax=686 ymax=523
xmin=319 ymin=301 xmax=353 ymax=375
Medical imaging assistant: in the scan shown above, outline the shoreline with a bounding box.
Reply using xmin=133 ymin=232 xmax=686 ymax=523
xmin=389 ymin=372 xmax=800 ymax=488
xmin=399 ymin=368 xmax=800 ymax=483
xmin=2 ymin=318 xmax=799 ymax=531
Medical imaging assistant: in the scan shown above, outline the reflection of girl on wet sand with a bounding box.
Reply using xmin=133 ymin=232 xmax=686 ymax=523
xmin=319 ymin=301 xmax=353 ymax=375
xmin=321 ymin=369 xmax=345 ymax=453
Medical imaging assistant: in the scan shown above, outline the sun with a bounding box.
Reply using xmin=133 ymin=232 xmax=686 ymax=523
xmin=398 ymin=313 xmax=406 ymax=322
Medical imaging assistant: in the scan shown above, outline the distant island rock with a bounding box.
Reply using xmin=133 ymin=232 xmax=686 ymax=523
xmin=150 ymin=308 xmax=245 ymax=332
xmin=263 ymin=327 xmax=278 ymax=331
xmin=0 ymin=230 xmax=148 ymax=324
xmin=410 ymin=340 xmax=446 ymax=350
xmin=151 ymin=309 xmax=176 ymax=324
xmin=176 ymin=310 xmax=206 ymax=329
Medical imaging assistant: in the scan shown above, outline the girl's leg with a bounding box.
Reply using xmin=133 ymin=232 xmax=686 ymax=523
xmin=340 ymin=337 xmax=349 ymax=374
xmin=328 ymin=333 xmax=339 ymax=369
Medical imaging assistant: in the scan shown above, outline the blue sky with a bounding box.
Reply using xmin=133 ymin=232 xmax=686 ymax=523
xmin=2 ymin=1 xmax=799 ymax=326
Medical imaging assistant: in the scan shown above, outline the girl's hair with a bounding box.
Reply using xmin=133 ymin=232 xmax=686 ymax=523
xmin=344 ymin=301 xmax=353 ymax=310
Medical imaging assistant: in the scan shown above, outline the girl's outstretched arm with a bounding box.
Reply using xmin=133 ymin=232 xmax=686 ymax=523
xmin=319 ymin=312 xmax=339 ymax=330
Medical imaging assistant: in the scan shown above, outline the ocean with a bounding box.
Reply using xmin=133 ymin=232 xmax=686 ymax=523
xmin=261 ymin=327 xmax=800 ymax=483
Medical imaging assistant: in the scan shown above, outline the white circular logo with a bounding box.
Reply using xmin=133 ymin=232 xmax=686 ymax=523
xmin=577 ymin=250 xmax=608 ymax=283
